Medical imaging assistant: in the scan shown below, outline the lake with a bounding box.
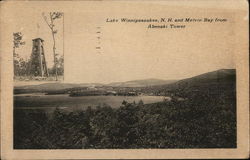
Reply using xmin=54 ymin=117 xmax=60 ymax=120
xmin=14 ymin=94 xmax=165 ymax=112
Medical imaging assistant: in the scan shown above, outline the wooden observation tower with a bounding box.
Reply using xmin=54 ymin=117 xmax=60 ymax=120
xmin=29 ymin=38 xmax=49 ymax=77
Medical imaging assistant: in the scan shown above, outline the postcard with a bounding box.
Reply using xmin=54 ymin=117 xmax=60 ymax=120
xmin=0 ymin=0 xmax=249 ymax=159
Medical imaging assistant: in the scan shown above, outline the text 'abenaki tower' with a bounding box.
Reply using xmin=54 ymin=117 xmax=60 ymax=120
xmin=29 ymin=38 xmax=49 ymax=77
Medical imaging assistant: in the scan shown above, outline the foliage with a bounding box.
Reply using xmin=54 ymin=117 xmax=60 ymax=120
xmin=13 ymin=32 xmax=27 ymax=76
xmin=14 ymin=82 xmax=236 ymax=149
xmin=48 ymin=55 xmax=64 ymax=76
xmin=13 ymin=32 xmax=25 ymax=49
xmin=14 ymin=57 xmax=30 ymax=77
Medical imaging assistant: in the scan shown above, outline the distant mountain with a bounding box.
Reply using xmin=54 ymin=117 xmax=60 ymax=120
xmin=161 ymin=69 xmax=236 ymax=91
xmin=14 ymin=78 xmax=176 ymax=94
xmin=14 ymin=78 xmax=175 ymax=91
xmin=14 ymin=83 xmax=103 ymax=93
xmin=14 ymin=69 xmax=235 ymax=94
xmin=108 ymin=78 xmax=177 ymax=87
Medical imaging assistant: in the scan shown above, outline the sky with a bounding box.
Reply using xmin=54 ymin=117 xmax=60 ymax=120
xmin=8 ymin=1 xmax=236 ymax=84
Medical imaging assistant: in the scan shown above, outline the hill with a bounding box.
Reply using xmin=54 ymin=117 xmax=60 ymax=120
xmin=14 ymin=69 xmax=236 ymax=148
xmin=165 ymin=69 xmax=235 ymax=90
xmin=14 ymin=69 xmax=237 ymax=148
xmin=14 ymin=69 xmax=235 ymax=95
xmin=108 ymin=78 xmax=176 ymax=87
xmin=14 ymin=83 xmax=102 ymax=94
xmin=14 ymin=78 xmax=176 ymax=94
xmin=141 ymin=69 xmax=236 ymax=96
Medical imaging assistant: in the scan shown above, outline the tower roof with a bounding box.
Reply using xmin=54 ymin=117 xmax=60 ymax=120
xmin=32 ymin=38 xmax=44 ymax=42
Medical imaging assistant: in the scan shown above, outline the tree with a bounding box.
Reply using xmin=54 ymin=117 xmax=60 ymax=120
xmin=42 ymin=12 xmax=63 ymax=81
xmin=13 ymin=32 xmax=25 ymax=55
xmin=13 ymin=32 xmax=25 ymax=76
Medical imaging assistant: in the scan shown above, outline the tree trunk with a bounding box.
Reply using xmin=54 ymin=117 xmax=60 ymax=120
xmin=50 ymin=13 xmax=58 ymax=81
xmin=52 ymin=31 xmax=58 ymax=81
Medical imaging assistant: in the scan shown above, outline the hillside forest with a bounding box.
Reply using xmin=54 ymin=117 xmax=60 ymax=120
xmin=14 ymin=69 xmax=236 ymax=149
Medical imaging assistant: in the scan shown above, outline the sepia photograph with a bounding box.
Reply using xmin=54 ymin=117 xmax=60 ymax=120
xmin=13 ymin=12 xmax=64 ymax=82
xmin=14 ymin=70 xmax=237 ymax=149
xmin=0 ymin=0 xmax=249 ymax=159
xmin=13 ymin=9 xmax=236 ymax=150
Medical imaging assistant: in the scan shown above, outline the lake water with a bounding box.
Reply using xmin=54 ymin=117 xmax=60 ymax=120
xmin=14 ymin=94 xmax=165 ymax=112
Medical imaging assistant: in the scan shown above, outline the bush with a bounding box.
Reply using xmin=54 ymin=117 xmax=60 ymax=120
xmin=14 ymin=88 xmax=236 ymax=149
